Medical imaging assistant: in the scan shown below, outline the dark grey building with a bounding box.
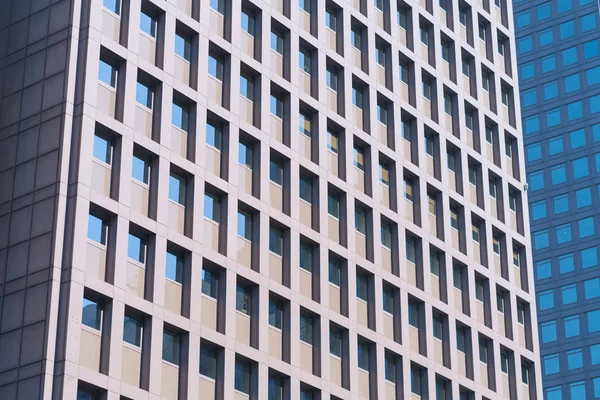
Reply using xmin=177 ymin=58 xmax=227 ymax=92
xmin=513 ymin=0 xmax=600 ymax=398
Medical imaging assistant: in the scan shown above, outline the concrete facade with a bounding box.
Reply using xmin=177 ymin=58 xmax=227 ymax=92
xmin=0 ymin=0 xmax=541 ymax=399
xmin=512 ymin=0 xmax=600 ymax=398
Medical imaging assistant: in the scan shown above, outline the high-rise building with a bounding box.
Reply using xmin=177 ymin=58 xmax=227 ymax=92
xmin=512 ymin=0 xmax=600 ymax=398
xmin=0 ymin=0 xmax=541 ymax=399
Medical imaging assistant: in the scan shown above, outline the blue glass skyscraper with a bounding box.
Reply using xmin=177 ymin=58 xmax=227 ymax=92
xmin=513 ymin=0 xmax=600 ymax=398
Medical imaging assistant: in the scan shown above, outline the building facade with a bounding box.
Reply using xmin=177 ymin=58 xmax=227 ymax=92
xmin=511 ymin=0 xmax=600 ymax=398
xmin=0 ymin=0 xmax=541 ymax=399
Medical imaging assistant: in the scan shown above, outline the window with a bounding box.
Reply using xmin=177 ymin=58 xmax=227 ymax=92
xmin=240 ymin=75 xmax=254 ymax=99
xmin=202 ymin=269 xmax=218 ymax=298
xmin=330 ymin=330 xmax=342 ymax=357
xmin=539 ymin=29 xmax=553 ymax=47
xmin=358 ymin=342 xmax=370 ymax=371
xmin=329 ymin=260 xmax=341 ymax=286
xmin=128 ymin=233 xmax=146 ymax=263
xmin=560 ymin=20 xmax=575 ymax=39
xmin=554 ymin=194 xmax=569 ymax=214
xmin=377 ymin=103 xmax=388 ymax=124
xmin=582 ymin=247 xmax=598 ymax=269
xmin=450 ymin=207 xmax=459 ymax=230
xmin=527 ymin=143 xmax=541 ymax=161
xmin=299 ymin=243 xmax=313 ymax=273
xmin=567 ymin=349 xmax=583 ymax=370
xmin=381 ymin=224 xmax=392 ymax=248
xmin=383 ymin=286 xmax=394 ymax=313
xmin=169 ymin=173 xmax=186 ymax=205
xmin=239 ymin=142 xmax=253 ymax=169
xmin=544 ymin=81 xmax=558 ymax=100
xmin=531 ymin=201 xmax=546 ymax=221
xmin=88 ymin=214 xmax=107 ymax=245
xmin=380 ymin=164 xmax=390 ymax=186
xmin=568 ymin=101 xmax=583 ymax=120
xmin=411 ymin=367 xmax=422 ymax=395
xmin=570 ymin=381 xmax=586 ymax=398
xmin=200 ymin=346 xmax=218 ymax=379
xmin=500 ymin=352 xmax=509 ymax=374
xmin=562 ymin=284 xmax=577 ymax=305
xmin=520 ymin=62 xmax=534 ymax=80
xmin=592 ymin=344 xmax=600 ymax=365
xmin=271 ymin=30 xmax=284 ymax=54
xmin=234 ymin=360 xmax=250 ymax=394
xmin=299 ymin=49 xmax=311 ymax=74
xmin=355 ymin=207 xmax=366 ymax=235
xmin=582 ymin=12 xmax=597 ymax=32
xmin=297 ymin=313 xmax=315 ymax=348
xmin=98 ymin=58 xmax=117 ymax=88
xmin=546 ymin=386 xmax=562 ymax=400
xmin=479 ymin=341 xmax=488 ymax=363
xmin=299 ymin=176 xmax=312 ymax=203
xmin=269 ymin=375 xmax=283 ymax=400
xmin=589 ymin=310 xmax=600 ymax=332
xmin=432 ymin=315 xmax=443 ymax=339
xmin=326 ymin=68 xmax=338 ymax=92
xmin=82 ymin=298 xmax=102 ymax=330
xmin=104 ymin=0 xmax=120 ymax=14
xmin=551 ymin=165 xmax=566 ymax=185
xmin=174 ymin=33 xmax=191 ymax=61
xmin=579 ymin=217 xmax=595 ymax=238
xmin=204 ymin=193 xmax=220 ymax=222
xmin=270 ymin=159 xmax=283 ymax=185
xmin=351 ymin=27 xmax=361 ymax=48
xmin=328 ymin=193 xmax=340 ymax=218
xmin=140 ymin=10 xmax=156 ymax=37
xmin=208 ymin=55 xmax=224 ymax=81
xmin=536 ymin=259 xmax=552 ymax=279
xmin=518 ymin=36 xmax=532 ymax=54
xmin=544 ymin=354 xmax=559 ymax=375
xmin=385 ymin=355 xmax=396 ymax=383
xmin=558 ymin=0 xmax=572 ymax=13
xmin=563 ymin=46 xmax=578 ymax=66
xmin=162 ymin=330 xmax=180 ymax=365
xmin=406 ymin=237 xmax=416 ymax=263
xmin=541 ymin=321 xmax=557 ymax=343
xmin=123 ymin=315 xmax=142 ymax=347
xmin=556 ymin=224 xmax=572 ymax=244
xmin=559 ymin=254 xmax=575 ymax=274
xmin=565 ymin=73 xmax=580 ymax=93
xmin=236 ymin=285 xmax=251 ymax=314
xmin=534 ymin=230 xmax=549 ymax=250
xmin=136 ymin=81 xmax=153 ymax=109
xmin=327 ymin=130 xmax=339 ymax=153
xmin=516 ymin=11 xmax=530 ymax=27
xmin=269 ymin=300 xmax=283 ymax=329
xmin=165 ymin=250 xmax=183 ymax=283
xmin=172 ymin=101 xmax=189 ymax=132
xmin=237 ymin=211 xmax=252 ymax=240
xmin=537 ymin=2 xmax=551 ymax=20
xmin=93 ymin=134 xmax=112 ymax=165
xmin=326 ymin=8 xmax=337 ymax=31
xmin=241 ymin=8 xmax=254 ymax=35
xmin=269 ymin=227 xmax=283 ymax=256
xmin=425 ymin=135 xmax=434 ymax=156
xmin=546 ymin=108 xmax=561 ymax=127
xmin=422 ymin=81 xmax=432 ymax=100
xmin=564 ymin=315 xmax=580 ymax=337
xmin=538 ymin=290 xmax=554 ymax=310
xmin=585 ymin=278 xmax=600 ymax=299
xmin=573 ymin=157 xmax=589 ymax=179
xmin=299 ymin=0 xmax=310 ymax=13
xmin=132 ymin=155 xmax=150 ymax=186
xmin=356 ymin=274 xmax=368 ymax=301
xmin=210 ymin=0 xmax=225 ymax=13
xmin=352 ymin=86 xmax=363 ymax=108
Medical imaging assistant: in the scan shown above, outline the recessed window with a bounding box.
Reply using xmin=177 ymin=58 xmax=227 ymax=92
xmin=82 ymin=297 xmax=102 ymax=330
xmin=166 ymin=250 xmax=183 ymax=283
xmin=140 ymin=10 xmax=156 ymax=37
xmin=88 ymin=214 xmax=108 ymax=245
xmin=123 ymin=315 xmax=142 ymax=347
xmin=202 ymin=269 xmax=218 ymax=298
xmin=236 ymin=285 xmax=252 ymax=314
xmin=200 ymin=346 xmax=218 ymax=379
xmin=99 ymin=58 xmax=118 ymax=88
xmin=162 ymin=330 xmax=180 ymax=365
xmin=128 ymin=233 xmax=146 ymax=264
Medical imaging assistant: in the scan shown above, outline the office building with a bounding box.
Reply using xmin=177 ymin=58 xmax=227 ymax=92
xmin=512 ymin=0 xmax=600 ymax=398
xmin=0 ymin=0 xmax=541 ymax=398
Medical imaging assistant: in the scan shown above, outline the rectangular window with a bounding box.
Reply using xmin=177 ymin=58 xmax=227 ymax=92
xmin=82 ymin=298 xmax=102 ymax=330
xmin=104 ymin=0 xmax=121 ymax=14
xmin=208 ymin=55 xmax=224 ymax=81
xmin=241 ymin=8 xmax=255 ymax=35
xmin=300 ymin=243 xmax=313 ymax=273
xmin=271 ymin=31 xmax=284 ymax=54
xmin=128 ymin=233 xmax=146 ymax=264
xmin=330 ymin=330 xmax=342 ymax=357
xmin=329 ymin=260 xmax=341 ymax=286
xmin=240 ymin=75 xmax=254 ymax=99
xmin=328 ymin=194 xmax=340 ymax=218
xmin=236 ymin=285 xmax=251 ymax=315
xmin=200 ymin=346 xmax=218 ymax=379
xmin=408 ymin=302 xmax=418 ymax=327
xmin=132 ymin=154 xmax=150 ymax=184
xmin=202 ymin=269 xmax=218 ymax=298
xmin=162 ymin=330 xmax=180 ymax=365
xmin=355 ymin=208 xmax=366 ymax=234
xmin=123 ymin=315 xmax=142 ymax=347
xmin=136 ymin=81 xmax=153 ymax=109
xmin=269 ymin=300 xmax=283 ymax=329
xmin=174 ymin=33 xmax=191 ymax=61
xmin=140 ymin=11 xmax=156 ymax=37
xmin=166 ymin=250 xmax=183 ymax=283
xmin=172 ymin=101 xmax=189 ymax=132
xmin=239 ymin=142 xmax=253 ymax=169
xmin=169 ymin=173 xmax=186 ymax=205
xmin=356 ymin=274 xmax=368 ymax=301
xmin=234 ymin=360 xmax=251 ymax=394
xmin=88 ymin=214 xmax=108 ymax=245
xmin=237 ymin=211 xmax=252 ymax=240
xmin=98 ymin=58 xmax=118 ymax=88
xmin=358 ymin=342 xmax=370 ymax=371
xmin=300 ymin=314 xmax=313 ymax=344
xmin=299 ymin=176 xmax=312 ymax=203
